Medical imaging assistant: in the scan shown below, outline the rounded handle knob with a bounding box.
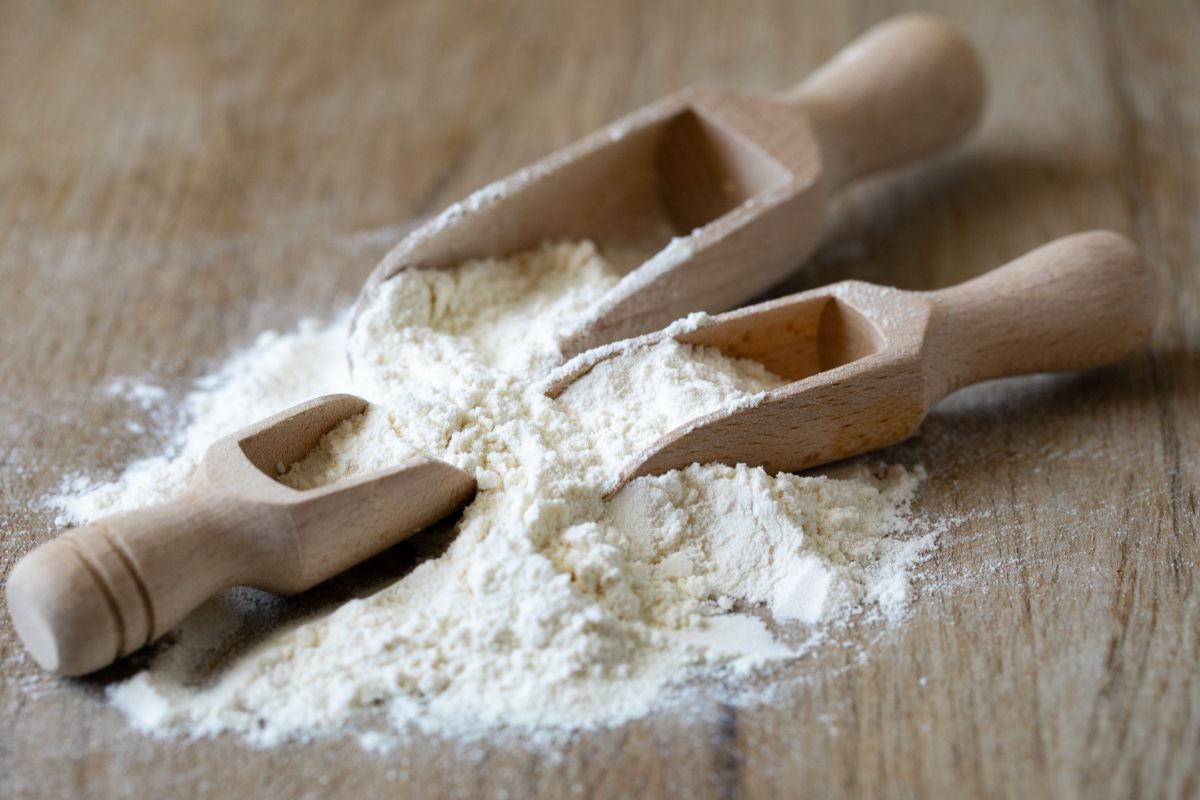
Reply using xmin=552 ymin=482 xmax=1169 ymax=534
xmin=5 ymin=496 xmax=251 ymax=676
xmin=924 ymin=231 xmax=1160 ymax=402
xmin=787 ymin=14 xmax=986 ymax=186
xmin=7 ymin=525 xmax=142 ymax=676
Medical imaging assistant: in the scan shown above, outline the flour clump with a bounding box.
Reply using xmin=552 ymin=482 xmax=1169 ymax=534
xmin=54 ymin=241 xmax=937 ymax=746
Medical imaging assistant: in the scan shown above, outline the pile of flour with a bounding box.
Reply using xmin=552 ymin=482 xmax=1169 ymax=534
xmin=53 ymin=240 xmax=935 ymax=747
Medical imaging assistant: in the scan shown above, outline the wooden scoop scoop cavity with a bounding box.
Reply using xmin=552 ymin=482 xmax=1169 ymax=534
xmin=353 ymin=14 xmax=986 ymax=361
xmin=548 ymin=232 xmax=1159 ymax=495
xmin=6 ymin=394 xmax=476 ymax=676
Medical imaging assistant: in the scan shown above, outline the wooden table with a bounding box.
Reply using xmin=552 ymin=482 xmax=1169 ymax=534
xmin=2 ymin=2 xmax=1197 ymax=797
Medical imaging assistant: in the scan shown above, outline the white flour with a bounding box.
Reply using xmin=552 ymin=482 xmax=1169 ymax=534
xmin=52 ymin=241 xmax=936 ymax=747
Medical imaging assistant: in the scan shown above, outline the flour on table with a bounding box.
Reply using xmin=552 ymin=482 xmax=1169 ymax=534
xmin=53 ymin=240 xmax=937 ymax=747
xmin=56 ymin=319 xmax=349 ymax=524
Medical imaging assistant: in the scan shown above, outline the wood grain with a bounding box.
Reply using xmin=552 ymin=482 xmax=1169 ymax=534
xmin=1 ymin=1 xmax=1196 ymax=798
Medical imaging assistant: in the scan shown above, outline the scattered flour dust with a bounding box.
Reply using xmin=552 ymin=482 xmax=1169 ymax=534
xmin=51 ymin=240 xmax=937 ymax=747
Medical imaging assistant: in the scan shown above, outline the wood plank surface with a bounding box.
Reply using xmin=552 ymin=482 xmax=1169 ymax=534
xmin=1 ymin=1 xmax=1197 ymax=798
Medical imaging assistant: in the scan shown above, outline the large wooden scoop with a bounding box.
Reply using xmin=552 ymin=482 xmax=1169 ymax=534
xmin=6 ymin=394 xmax=476 ymax=676
xmin=547 ymin=231 xmax=1159 ymax=496
xmin=353 ymin=14 xmax=986 ymax=360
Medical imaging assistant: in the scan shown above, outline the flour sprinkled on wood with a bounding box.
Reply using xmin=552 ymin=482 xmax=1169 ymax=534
xmin=55 ymin=241 xmax=938 ymax=746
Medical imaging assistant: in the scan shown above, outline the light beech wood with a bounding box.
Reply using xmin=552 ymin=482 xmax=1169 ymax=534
xmin=548 ymin=232 xmax=1158 ymax=494
xmin=3 ymin=3 xmax=1198 ymax=798
xmin=4 ymin=395 xmax=476 ymax=676
xmin=353 ymin=13 xmax=985 ymax=360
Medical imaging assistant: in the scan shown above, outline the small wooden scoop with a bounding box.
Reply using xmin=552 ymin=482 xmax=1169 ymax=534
xmin=547 ymin=231 xmax=1159 ymax=496
xmin=353 ymin=14 xmax=985 ymax=360
xmin=6 ymin=394 xmax=476 ymax=676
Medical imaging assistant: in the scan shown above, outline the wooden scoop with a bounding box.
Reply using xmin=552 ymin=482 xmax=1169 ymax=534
xmin=6 ymin=394 xmax=476 ymax=676
xmin=547 ymin=231 xmax=1159 ymax=496
xmin=353 ymin=14 xmax=985 ymax=360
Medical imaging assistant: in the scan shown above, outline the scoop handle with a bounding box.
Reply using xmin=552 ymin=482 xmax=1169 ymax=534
xmin=923 ymin=231 xmax=1160 ymax=404
xmin=4 ymin=492 xmax=282 ymax=676
xmin=785 ymin=14 xmax=985 ymax=187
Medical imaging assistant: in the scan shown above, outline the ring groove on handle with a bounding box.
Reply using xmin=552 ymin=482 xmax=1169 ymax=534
xmin=95 ymin=525 xmax=156 ymax=649
xmin=61 ymin=536 xmax=126 ymax=664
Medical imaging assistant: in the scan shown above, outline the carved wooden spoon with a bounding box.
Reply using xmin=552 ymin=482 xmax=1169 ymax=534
xmin=546 ymin=231 xmax=1159 ymax=496
xmin=6 ymin=394 xmax=476 ymax=676
xmin=353 ymin=14 xmax=985 ymax=361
